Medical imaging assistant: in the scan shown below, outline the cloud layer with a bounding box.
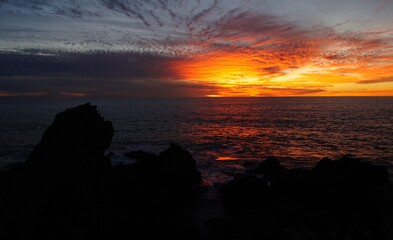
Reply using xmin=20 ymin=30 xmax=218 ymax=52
xmin=0 ymin=0 xmax=393 ymax=97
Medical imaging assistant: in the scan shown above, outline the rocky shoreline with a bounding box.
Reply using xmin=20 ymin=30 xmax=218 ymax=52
xmin=0 ymin=103 xmax=392 ymax=240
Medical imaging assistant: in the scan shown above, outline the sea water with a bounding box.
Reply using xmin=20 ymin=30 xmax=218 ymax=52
xmin=1 ymin=97 xmax=393 ymax=182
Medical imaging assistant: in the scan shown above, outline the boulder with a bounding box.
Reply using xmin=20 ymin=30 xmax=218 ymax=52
xmin=112 ymin=144 xmax=202 ymax=239
xmin=0 ymin=104 xmax=204 ymax=240
xmin=253 ymin=157 xmax=288 ymax=181
xmin=311 ymin=157 xmax=390 ymax=237
xmin=27 ymin=103 xmax=113 ymax=163
xmin=122 ymin=143 xmax=202 ymax=196
xmin=219 ymin=156 xmax=392 ymax=240
xmin=20 ymin=103 xmax=113 ymax=240
xmin=220 ymin=174 xmax=268 ymax=216
xmin=313 ymin=156 xmax=389 ymax=186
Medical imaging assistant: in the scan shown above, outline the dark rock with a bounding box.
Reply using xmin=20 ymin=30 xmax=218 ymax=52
xmin=27 ymin=103 xmax=113 ymax=164
xmin=204 ymin=217 xmax=231 ymax=230
xmin=310 ymin=156 xmax=390 ymax=239
xmin=159 ymin=143 xmax=202 ymax=190
xmin=242 ymin=161 xmax=257 ymax=168
xmin=253 ymin=156 xmax=288 ymax=180
xmin=0 ymin=104 xmax=204 ymax=240
xmin=219 ymin=156 xmax=392 ymax=240
xmin=111 ymin=144 xmax=202 ymax=239
xmin=124 ymin=149 xmax=156 ymax=161
xmin=162 ymin=217 xmax=200 ymax=238
xmin=220 ymin=174 xmax=268 ymax=216
xmin=313 ymin=156 xmax=389 ymax=186
xmin=0 ymin=103 xmax=114 ymax=240
xmin=105 ymin=151 xmax=115 ymax=158
xmin=127 ymin=143 xmax=202 ymax=194
xmin=112 ymin=143 xmax=202 ymax=230
xmin=204 ymin=218 xmax=234 ymax=240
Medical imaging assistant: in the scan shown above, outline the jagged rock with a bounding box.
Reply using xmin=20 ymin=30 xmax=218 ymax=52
xmin=242 ymin=161 xmax=257 ymax=168
xmin=312 ymin=156 xmax=389 ymax=186
xmin=112 ymin=144 xmax=202 ymax=239
xmin=158 ymin=144 xmax=202 ymax=190
xmin=123 ymin=144 xmax=202 ymax=194
xmin=0 ymin=104 xmax=205 ymax=240
xmin=18 ymin=103 xmax=113 ymax=240
xmin=253 ymin=156 xmax=288 ymax=185
xmin=218 ymin=156 xmax=392 ymax=240
xmin=27 ymin=103 xmax=113 ymax=164
xmin=310 ymin=156 xmax=390 ymax=239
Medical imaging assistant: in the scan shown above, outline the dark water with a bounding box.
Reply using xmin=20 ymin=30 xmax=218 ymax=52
xmin=1 ymin=97 xmax=393 ymax=182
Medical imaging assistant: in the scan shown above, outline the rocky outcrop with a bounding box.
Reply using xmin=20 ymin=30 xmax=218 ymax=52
xmin=0 ymin=103 xmax=114 ymax=240
xmin=218 ymin=156 xmax=392 ymax=240
xmin=27 ymin=103 xmax=113 ymax=239
xmin=220 ymin=174 xmax=268 ymax=216
xmin=27 ymin=103 xmax=113 ymax=164
xmin=0 ymin=103 xmax=203 ymax=240
xmin=122 ymin=144 xmax=202 ymax=194
xmin=110 ymin=144 xmax=202 ymax=239
xmin=136 ymin=144 xmax=201 ymax=190
xmin=1 ymin=103 xmax=391 ymax=240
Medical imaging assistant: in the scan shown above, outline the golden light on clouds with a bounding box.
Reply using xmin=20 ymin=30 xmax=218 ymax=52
xmin=1 ymin=0 xmax=393 ymax=97
xmin=170 ymin=35 xmax=393 ymax=97
xmin=173 ymin=52 xmax=263 ymax=85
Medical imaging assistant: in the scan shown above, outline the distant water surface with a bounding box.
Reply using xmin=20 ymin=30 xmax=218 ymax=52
xmin=1 ymin=97 xmax=393 ymax=181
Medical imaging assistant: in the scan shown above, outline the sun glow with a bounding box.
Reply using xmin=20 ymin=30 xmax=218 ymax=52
xmin=170 ymin=48 xmax=393 ymax=97
xmin=172 ymin=51 xmax=270 ymax=96
xmin=206 ymin=94 xmax=223 ymax=97
xmin=173 ymin=52 xmax=263 ymax=84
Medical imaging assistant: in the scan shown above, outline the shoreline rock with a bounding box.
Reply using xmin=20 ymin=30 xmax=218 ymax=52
xmin=219 ymin=156 xmax=392 ymax=240
xmin=0 ymin=103 xmax=392 ymax=240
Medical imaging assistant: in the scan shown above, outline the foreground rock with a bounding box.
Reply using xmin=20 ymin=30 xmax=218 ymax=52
xmin=0 ymin=103 xmax=114 ymax=240
xmin=111 ymin=144 xmax=202 ymax=239
xmin=124 ymin=144 xmax=202 ymax=194
xmin=0 ymin=104 xmax=202 ymax=240
xmin=218 ymin=156 xmax=392 ymax=240
xmin=1 ymin=103 xmax=392 ymax=240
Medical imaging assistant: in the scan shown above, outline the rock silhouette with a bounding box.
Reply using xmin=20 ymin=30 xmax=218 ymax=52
xmin=0 ymin=103 xmax=202 ymax=240
xmin=0 ymin=103 xmax=114 ymax=240
xmin=0 ymin=103 xmax=392 ymax=240
xmin=218 ymin=156 xmax=392 ymax=240
xmin=124 ymin=144 xmax=202 ymax=193
xmin=111 ymin=144 xmax=202 ymax=239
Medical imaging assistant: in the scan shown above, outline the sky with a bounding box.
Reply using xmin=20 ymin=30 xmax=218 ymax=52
xmin=0 ymin=0 xmax=393 ymax=97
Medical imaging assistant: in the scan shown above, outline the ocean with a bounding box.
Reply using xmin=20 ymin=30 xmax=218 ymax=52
xmin=1 ymin=97 xmax=393 ymax=183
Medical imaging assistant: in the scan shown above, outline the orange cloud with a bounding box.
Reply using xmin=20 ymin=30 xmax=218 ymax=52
xmin=2 ymin=4 xmax=393 ymax=97
xmin=168 ymin=17 xmax=393 ymax=97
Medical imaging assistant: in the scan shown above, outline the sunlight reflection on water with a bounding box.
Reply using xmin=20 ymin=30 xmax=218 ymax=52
xmin=1 ymin=97 xmax=393 ymax=179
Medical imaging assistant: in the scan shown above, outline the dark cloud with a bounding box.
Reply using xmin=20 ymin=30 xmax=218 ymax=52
xmin=0 ymin=50 xmax=180 ymax=79
xmin=0 ymin=75 xmax=221 ymax=98
xmin=357 ymin=76 xmax=393 ymax=84
xmin=0 ymin=49 xmax=213 ymax=97
xmin=1 ymin=0 xmax=392 ymax=97
xmin=261 ymin=66 xmax=282 ymax=74
xmin=261 ymin=87 xmax=326 ymax=95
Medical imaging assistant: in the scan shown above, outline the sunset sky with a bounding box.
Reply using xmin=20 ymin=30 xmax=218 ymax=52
xmin=1 ymin=0 xmax=393 ymax=97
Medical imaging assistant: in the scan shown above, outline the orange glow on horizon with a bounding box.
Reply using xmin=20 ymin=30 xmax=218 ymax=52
xmin=173 ymin=51 xmax=264 ymax=84
xmin=206 ymin=94 xmax=223 ymax=97
xmin=170 ymin=44 xmax=393 ymax=97
xmin=217 ymin=156 xmax=239 ymax=161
